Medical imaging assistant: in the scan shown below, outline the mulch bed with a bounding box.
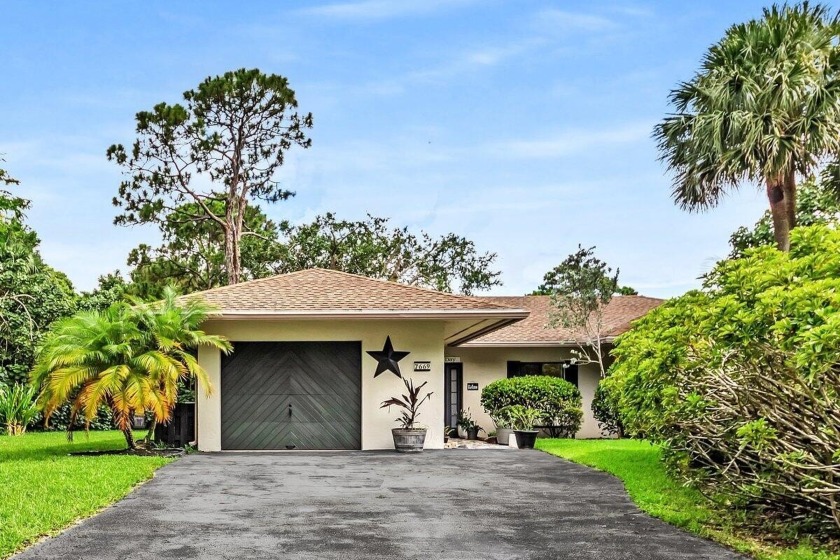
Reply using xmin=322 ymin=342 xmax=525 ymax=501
xmin=70 ymin=447 xmax=186 ymax=458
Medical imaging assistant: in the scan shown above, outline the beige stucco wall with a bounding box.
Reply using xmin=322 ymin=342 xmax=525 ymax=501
xmin=197 ymin=319 xmax=446 ymax=451
xmin=444 ymin=346 xmax=604 ymax=439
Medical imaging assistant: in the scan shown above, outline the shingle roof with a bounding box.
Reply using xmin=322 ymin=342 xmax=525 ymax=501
xmin=462 ymin=295 xmax=663 ymax=345
xmin=181 ymin=268 xmax=527 ymax=317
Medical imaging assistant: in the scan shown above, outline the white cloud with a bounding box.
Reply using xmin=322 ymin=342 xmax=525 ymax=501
xmin=534 ymin=8 xmax=619 ymax=32
xmin=486 ymin=122 xmax=653 ymax=159
xmin=296 ymin=0 xmax=475 ymax=21
xmin=348 ymin=37 xmax=549 ymax=97
xmin=462 ymin=38 xmax=547 ymax=67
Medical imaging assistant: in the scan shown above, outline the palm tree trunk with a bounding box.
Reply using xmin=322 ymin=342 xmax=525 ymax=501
xmin=122 ymin=427 xmax=136 ymax=450
xmin=766 ymin=177 xmax=792 ymax=251
xmin=783 ymin=171 xmax=797 ymax=232
xmin=145 ymin=417 xmax=157 ymax=444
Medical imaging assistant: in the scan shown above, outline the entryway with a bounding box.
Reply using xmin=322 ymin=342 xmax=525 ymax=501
xmin=443 ymin=362 xmax=462 ymax=432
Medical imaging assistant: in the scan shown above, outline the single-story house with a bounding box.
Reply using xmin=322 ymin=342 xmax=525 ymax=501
xmin=189 ymin=268 xmax=662 ymax=451
xmin=449 ymin=294 xmax=663 ymax=439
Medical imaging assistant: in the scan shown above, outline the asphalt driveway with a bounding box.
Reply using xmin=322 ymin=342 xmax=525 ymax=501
xmin=15 ymin=449 xmax=743 ymax=560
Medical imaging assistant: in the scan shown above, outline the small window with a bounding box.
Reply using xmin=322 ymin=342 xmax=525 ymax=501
xmin=506 ymin=361 xmax=579 ymax=387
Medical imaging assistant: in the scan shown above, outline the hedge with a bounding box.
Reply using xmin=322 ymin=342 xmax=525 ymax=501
xmin=480 ymin=375 xmax=582 ymax=438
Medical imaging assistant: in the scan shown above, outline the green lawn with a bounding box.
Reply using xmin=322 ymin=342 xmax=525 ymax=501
xmin=536 ymin=438 xmax=838 ymax=560
xmin=0 ymin=430 xmax=171 ymax=559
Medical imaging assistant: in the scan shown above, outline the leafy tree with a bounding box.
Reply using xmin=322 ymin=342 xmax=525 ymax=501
xmin=108 ymin=68 xmax=313 ymax=286
xmin=541 ymin=246 xmax=619 ymax=376
xmin=77 ymin=272 xmax=133 ymax=312
xmin=0 ymin=158 xmax=23 ymax=215
xmin=532 ymin=281 xmax=635 ymax=296
xmin=127 ymin=200 xmax=285 ymax=299
xmin=32 ymin=288 xmax=231 ymax=449
xmin=0 ymin=181 xmax=76 ymax=386
xmin=655 ymin=3 xmax=840 ymax=251
xmin=607 ymin=224 xmax=840 ymax=537
xmin=0 ymin=167 xmax=17 ymax=189
xmin=614 ymin=285 xmax=638 ymax=296
xmin=729 ymin=174 xmax=840 ymax=257
xmin=277 ymin=213 xmax=501 ymax=295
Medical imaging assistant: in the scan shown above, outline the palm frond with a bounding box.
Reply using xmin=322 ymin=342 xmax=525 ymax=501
xmin=655 ymin=3 xmax=840 ymax=209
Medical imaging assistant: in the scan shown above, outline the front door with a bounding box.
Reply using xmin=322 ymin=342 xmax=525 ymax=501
xmin=443 ymin=363 xmax=463 ymax=431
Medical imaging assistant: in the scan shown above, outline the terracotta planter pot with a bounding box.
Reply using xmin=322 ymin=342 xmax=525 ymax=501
xmin=392 ymin=428 xmax=427 ymax=453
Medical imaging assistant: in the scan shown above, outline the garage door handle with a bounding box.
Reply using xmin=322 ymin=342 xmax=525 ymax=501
xmin=288 ymin=403 xmax=293 ymax=418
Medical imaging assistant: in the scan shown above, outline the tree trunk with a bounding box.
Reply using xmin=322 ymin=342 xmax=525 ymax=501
xmin=766 ymin=177 xmax=792 ymax=252
xmin=223 ymin=225 xmax=240 ymax=285
xmin=783 ymin=171 xmax=797 ymax=232
xmin=231 ymin=229 xmax=242 ymax=284
xmin=223 ymin=197 xmax=244 ymax=285
xmin=123 ymin=427 xmax=136 ymax=450
xmin=145 ymin=417 xmax=157 ymax=444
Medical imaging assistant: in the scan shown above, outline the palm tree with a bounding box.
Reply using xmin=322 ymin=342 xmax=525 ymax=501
xmin=132 ymin=288 xmax=231 ymax=442
xmin=31 ymin=289 xmax=230 ymax=449
xmin=655 ymin=3 xmax=840 ymax=251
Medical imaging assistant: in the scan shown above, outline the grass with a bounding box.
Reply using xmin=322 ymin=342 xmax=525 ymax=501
xmin=536 ymin=438 xmax=839 ymax=560
xmin=0 ymin=430 xmax=171 ymax=559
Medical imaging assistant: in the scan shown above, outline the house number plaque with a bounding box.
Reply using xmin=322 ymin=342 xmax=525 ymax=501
xmin=413 ymin=361 xmax=431 ymax=372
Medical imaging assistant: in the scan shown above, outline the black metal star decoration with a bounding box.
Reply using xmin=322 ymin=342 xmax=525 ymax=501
xmin=366 ymin=336 xmax=410 ymax=378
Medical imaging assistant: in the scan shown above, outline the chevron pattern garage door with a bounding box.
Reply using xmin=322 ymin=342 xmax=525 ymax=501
xmin=221 ymin=341 xmax=362 ymax=450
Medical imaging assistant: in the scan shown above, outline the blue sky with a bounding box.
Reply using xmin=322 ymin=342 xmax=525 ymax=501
xmin=1 ymin=1 xmax=773 ymax=297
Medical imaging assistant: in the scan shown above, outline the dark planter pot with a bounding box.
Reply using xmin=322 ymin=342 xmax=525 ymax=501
xmin=466 ymin=427 xmax=480 ymax=440
xmin=513 ymin=430 xmax=538 ymax=449
xmin=392 ymin=428 xmax=427 ymax=453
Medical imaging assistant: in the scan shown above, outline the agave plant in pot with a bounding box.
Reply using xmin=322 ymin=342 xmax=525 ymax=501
xmin=505 ymin=405 xmax=543 ymax=449
xmin=380 ymin=378 xmax=433 ymax=453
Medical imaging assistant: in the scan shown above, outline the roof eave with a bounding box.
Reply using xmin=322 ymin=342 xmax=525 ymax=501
xmin=446 ymin=318 xmax=525 ymax=347
xmin=206 ymin=309 xmax=530 ymax=321
xmin=456 ymin=337 xmax=618 ymax=348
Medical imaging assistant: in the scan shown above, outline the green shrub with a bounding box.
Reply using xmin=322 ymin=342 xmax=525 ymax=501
xmin=0 ymin=383 xmax=39 ymax=435
xmin=502 ymin=405 xmax=543 ymax=431
xmin=490 ymin=406 xmax=514 ymax=429
xmin=608 ymin=224 xmax=840 ymax=539
xmin=481 ymin=375 xmax=582 ymax=437
xmin=591 ymin=382 xmax=623 ymax=437
xmin=35 ymin=402 xmax=115 ymax=432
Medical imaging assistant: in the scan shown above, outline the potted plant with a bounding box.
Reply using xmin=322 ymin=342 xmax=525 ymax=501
xmin=444 ymin=425 xmax=455 ymax=443
xmin=380 ymin=378 xmax=433 ymax=453
xmin=505 ymin=405 xmax=543 ymax=449
xmin=491 ymin=407 xmax=514 ymax=446
xmin=456 ymin=408 xmax=483 ymax=440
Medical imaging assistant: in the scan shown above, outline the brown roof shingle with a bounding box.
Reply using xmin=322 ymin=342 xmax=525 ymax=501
xmin=182 ymin=268 xmax=526 ymax=316
xmin=462 ymin=295 xmax=663 ymax=345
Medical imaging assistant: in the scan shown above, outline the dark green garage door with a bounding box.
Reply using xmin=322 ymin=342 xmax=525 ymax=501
xmin=221 ymin=341 xmax=362 ymax=450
